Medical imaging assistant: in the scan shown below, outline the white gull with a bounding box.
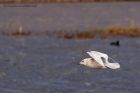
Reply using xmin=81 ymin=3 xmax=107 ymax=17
xmin=80 ymin=51 xmax=120 ymax=69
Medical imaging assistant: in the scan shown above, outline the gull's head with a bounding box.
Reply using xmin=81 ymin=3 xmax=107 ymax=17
xmin=80 ymin=58 xmax=92 ymax=65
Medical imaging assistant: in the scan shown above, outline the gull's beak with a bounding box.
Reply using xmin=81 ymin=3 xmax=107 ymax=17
xmin=80 ymin=61 xmax=84 ymax=65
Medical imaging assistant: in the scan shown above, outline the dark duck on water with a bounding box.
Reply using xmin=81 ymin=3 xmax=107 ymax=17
xmin=110 ymin=40 xmax=120 ymax=47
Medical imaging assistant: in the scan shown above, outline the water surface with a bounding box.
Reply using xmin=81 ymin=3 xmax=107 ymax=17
xmin=0 ymin=36 xmax=140 ymax=93
xmin=0 ymin=2 xmax=140 ymax=31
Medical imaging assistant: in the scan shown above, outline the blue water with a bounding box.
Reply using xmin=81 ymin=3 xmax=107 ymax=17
xmin=0 ymin=36 xmax=140 ymax=93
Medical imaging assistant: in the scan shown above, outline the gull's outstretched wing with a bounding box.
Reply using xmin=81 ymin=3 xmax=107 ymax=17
xmin=105 ymin=62 xmax=120 ymax=69
xmin=87 ymin=51 xmax=120 ymax=69
xmin=86 ymin=51 xmax=107 ymax=67
xmin=91 ymin=51 xmax=109 ymax=60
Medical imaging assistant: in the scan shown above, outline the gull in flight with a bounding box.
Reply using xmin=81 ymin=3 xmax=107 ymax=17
xmin=80 ymin=51 xmax=120 ymax=69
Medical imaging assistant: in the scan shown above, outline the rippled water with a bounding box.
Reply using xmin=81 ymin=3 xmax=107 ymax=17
xmin=0 ymin=36 xmax=140 ymax=93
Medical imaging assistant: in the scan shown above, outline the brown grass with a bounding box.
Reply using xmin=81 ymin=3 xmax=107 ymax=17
xmin=0 ymin=26 xmax=140 ymax=39
xmin=0 ymin=30 xmax=31 ymax=36
xmin=47 ymin=27 xmax=140 ymax=39
xmin=100 ymin=27 xmax=140 ymax=38
xmin=53 ymin=27 xmax=140 ymax=39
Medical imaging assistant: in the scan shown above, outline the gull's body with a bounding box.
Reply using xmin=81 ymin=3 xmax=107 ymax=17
xmin=80 ymin=51 xmax=120 ymax=69
xmin=87 ymin=51 xmax=108 ymax=68
xmin=80 ymin=58 xmax=104 ymax=68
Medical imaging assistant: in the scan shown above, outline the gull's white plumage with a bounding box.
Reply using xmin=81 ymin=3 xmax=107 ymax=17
xmin=87 ymin=51 xmax=108 ymax=68
xmin=80 ymin=51 xmax=120 ymax=69
xmin=105 ymin=62 xmax=120 ymax=69
xmin=80 ymin=58 xmax=104 ymax=68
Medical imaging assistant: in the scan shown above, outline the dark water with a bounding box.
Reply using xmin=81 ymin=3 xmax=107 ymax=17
xmin=0 ymin=2 xmax=140 ymax=31
xmin=0 ymin=36 xmax=140 ymax=93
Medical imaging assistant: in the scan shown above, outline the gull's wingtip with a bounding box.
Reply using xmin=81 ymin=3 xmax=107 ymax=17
xmin=105 ymin=63 xmax=120 ymax=69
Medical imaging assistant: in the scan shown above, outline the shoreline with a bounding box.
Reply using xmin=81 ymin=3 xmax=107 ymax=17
xmin=0 ymin=26 xmax=140 ymax=39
